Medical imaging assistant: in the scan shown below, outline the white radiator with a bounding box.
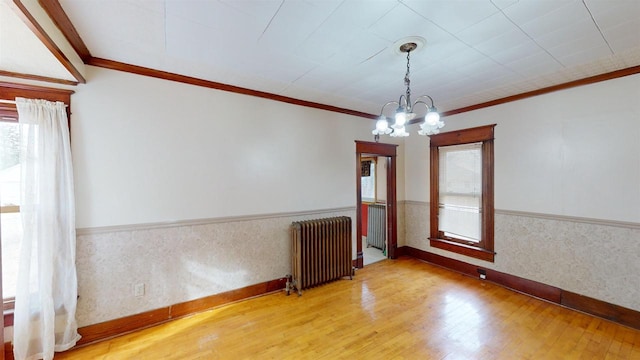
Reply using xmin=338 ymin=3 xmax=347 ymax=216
xmin=366 ymin=203 xmax=386 ymax=252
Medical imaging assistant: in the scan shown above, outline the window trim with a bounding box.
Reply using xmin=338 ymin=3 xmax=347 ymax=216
xmin=361 ymin=157 xmax=377 ymax=203
xmin=429 ymin=124 xmax=496 ymax=262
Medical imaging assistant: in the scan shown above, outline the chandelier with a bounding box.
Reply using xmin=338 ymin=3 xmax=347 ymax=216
xmin=372 ymin=41 xmax=443 ymax=138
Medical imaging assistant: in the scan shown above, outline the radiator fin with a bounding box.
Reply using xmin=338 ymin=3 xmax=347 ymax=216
xmin=366 ymin=204 xmax=386 ymax=252
xmin=288 ymin=216 xmax=353 ymax=295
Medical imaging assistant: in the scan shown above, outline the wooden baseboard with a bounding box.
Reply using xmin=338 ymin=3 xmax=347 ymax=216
xmin=561 ymin=291 xmax=640 ymax=330
xmin=401 ymin=246 xmax=640 ymax=330
xmin=77 ymin=277 xmax=287 ymax=347
xmin=3 ymin=277 xmax=288 ymax=357
xmin=5 ymin=341 xmax=11 ymax=360
xmin=6 ymin=249 xmax=638 ymax=357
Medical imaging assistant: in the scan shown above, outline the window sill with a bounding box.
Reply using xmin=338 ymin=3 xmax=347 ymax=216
xmin=429 ymin=237 xmax=495 ymax=262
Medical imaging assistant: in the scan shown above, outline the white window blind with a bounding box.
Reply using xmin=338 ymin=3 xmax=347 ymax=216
xmin=438 ymin=142 xmax=482 ymax=242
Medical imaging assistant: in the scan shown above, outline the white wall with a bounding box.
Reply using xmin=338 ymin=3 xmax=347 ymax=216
xmin=404 ymin=73 xmax=640 ymax=311
xmin=406 ymin=74 xmax=640 ymax=222
xmin=69 ymin=66 xmax=407 ymax=326
xmin=72 ymin=67 xmax=377 ymax=229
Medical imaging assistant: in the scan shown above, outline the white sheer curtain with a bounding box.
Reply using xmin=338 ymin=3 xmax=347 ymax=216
xmin=13 ymin=98 xmax=80 ymax=360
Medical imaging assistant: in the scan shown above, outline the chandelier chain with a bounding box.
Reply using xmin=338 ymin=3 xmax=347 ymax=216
xmin=404 ymin=50 xmax=411 ymax=104
xmin=372 ymin=38 xmax=443 ymax=139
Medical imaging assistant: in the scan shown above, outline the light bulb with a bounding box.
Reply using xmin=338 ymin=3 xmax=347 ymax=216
xmin=395 ymin=110 xmax=407 ymax=127
xmin=376 ymin=117 xmax=389 ymax=131
xmin=425 ymin=110 xmax=440 ymax=125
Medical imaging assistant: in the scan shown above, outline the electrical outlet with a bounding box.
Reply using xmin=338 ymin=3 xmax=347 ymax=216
xmin=477 ymin=268 xmax=487 ymax=280
xmin=134 ymin=283 xmax=145 ymax=297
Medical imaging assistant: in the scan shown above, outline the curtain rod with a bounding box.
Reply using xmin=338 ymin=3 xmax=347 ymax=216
xmin=0 ymin=99 xmax=68 ymax=107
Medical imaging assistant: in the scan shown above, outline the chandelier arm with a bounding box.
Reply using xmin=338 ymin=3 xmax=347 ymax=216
xmin=397 ymin=95 xmax=407 ymax=109
xmin=415 ymin=95 xmax=435 ymax=108
xmin=411 ymin=100 xmax=434 ymax=115
xmin=372 ymin=39 xmax=445 ymax=139
xmin=379 ymin=101 xmax=400 ymax=116
xmin=412 ymin=100 xmax=430 ymax=111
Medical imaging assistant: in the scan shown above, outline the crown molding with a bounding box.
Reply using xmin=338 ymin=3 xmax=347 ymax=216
xmin=0 ymin=69 xmax=78 ymax=86
xmin=39 ymin=2 xmax=640 ymax=119
xmin=8 ymin=0 xmax=85 ymax=84
xmin=39 ymin=0 xmax=92 ymax=63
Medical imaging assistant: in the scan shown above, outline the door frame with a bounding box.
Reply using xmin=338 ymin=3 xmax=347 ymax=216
xmin=355 ymin=141 xmax=398 ymax=268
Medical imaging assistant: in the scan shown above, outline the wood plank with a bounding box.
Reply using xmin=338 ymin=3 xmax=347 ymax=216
xmin=404 ymin=246 xmax=637 ymax=329
xmin=562 ymin=291 xmax=640 ymax=331
xmin=170 ymin=278 xmax=286 ymax=319
xmin=76 ymin=307 xmax=170 ymax=346
xmin=73 ymin=277 xmax=287 ymax=348
xmin=53 ymin=257 xmax=640 ymax=359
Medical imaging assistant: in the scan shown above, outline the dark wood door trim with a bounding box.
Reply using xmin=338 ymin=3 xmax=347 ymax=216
xmin=355 ymin=141 xmax=398 ymax=268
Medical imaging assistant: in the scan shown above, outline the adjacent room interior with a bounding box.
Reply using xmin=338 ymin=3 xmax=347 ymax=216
xmin=1 ymin=1 xmax=639 ymax=359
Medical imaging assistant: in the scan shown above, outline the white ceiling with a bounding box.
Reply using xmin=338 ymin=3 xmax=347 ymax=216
xmin=4 ymin=0 xmax=640 ymax=116
xmin=0 ymin=1 xmax=75 ymax=81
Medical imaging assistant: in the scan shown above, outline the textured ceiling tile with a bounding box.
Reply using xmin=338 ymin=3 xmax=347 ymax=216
xmin=329 ymin=0 xmax=398 ymax=29
xmin=505 ymin=51 xmax=564 ymax=76
xmin=165 ymin=15 xmax=243 ymax=67
xmin=540 ymin=20 xmax=611 ymax=59
xmin=518 ymin=1 xmax=590 ymax=40
xmin=10 ymin=0 xmax=640 ymax=116
xmin=555 ymin=45 xmax=615 ymax=67
xmin=218 ymin=0 xmax=284 ymax=29
xmin=402 ymin=0 xmax=499 ymax=34
xmin=490 ymin=0 xmax=519 ymax=10
xmin=368 ymin=3 xmax=448 ymax=43
xmin=602 ymin=20 xmax=640 ymax=53
xmin=456 ymin=12 xmax=515 ymax=46
xmin=474 ymin=28 xmax=533 ymax=56
xmin=502 ymin=0 xmax=575 ymax=27
xmin=62 ymin=0 xmax=166 ymax=59
xmin=323 ymin=31 xmax=391 ymax=68
xmin=257 ymin=0 xmax=342 ymax=52
xmin=436 ymin=47 xmax=491 ymax=74
xmin=536 ymin=16 xmax=608 ymax=52
xmin=585 ymin=0 xmax=640 ymax=30
xmin=489 ymin=40 xmax=543 ymax=65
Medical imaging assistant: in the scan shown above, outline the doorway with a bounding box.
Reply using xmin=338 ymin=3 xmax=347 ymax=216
xmin=355 ymin=141 xmax=398 ymax=269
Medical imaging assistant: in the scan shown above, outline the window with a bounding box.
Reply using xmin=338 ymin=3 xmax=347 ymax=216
xmin=361 ymin=158 xmax=376 ymax=202
xmin=429 ymin=124 xmax=496 ymax=262
xmin=1 ymin=119 xmax=21 ymax=309
xmin=0 ymin=83 xmax=73 ymax=318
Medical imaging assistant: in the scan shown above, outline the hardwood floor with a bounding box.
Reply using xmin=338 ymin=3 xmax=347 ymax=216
xmin=57 ymin=257 xmax=640 ymax=359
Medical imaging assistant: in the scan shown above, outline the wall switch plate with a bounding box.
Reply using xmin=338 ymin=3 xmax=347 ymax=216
xmin=134 ymin=283 xmax=145 ymax=297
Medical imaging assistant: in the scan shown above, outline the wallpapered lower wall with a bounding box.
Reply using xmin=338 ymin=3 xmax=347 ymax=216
xmin=75 ymin=208 xmax=356 ymax=327
xmin=404 ymin=201 xmax=640 ymax=312
xmin=68 ymin=199 xmax=640 ymax=328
